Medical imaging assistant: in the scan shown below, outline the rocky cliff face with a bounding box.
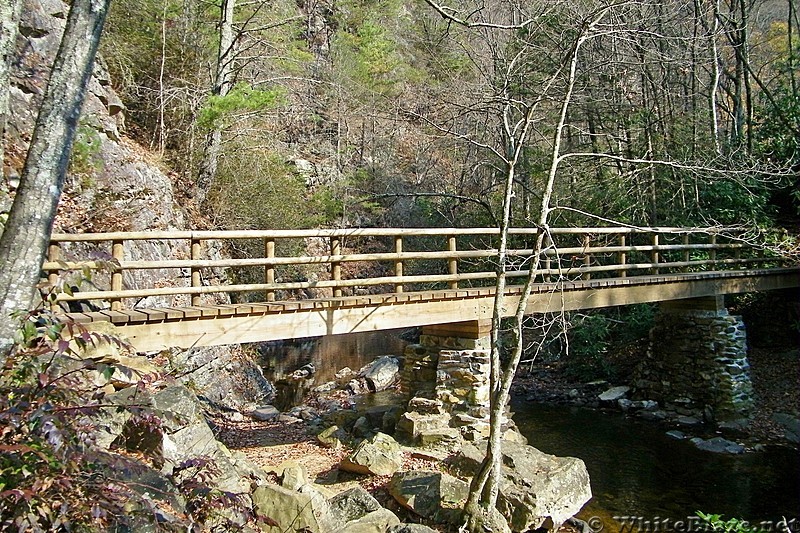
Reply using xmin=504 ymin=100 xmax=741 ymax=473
xmin=5 ymin=0 xmax=185 ymax=234
xmin=2 ymin=0 xmax=275 ymax=413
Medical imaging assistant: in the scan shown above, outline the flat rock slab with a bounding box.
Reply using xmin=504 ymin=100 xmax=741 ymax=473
xmin=690 ymin=437 xmax=745 ymax=454
xmin=388 ymin=470 xmax=469 ymax=520
xmin=598 ymin=386 xmax=630 ymax=402
xmin=251 ymin=405 xmax=280 ymax=421
xmin=340 ymin=432 xmax=403 ymax=476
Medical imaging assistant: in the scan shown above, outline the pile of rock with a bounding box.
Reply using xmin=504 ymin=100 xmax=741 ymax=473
xmin=253 ymin=463 xmax=434 ymax=533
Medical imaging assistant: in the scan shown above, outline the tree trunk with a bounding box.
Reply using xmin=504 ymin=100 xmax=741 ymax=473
xmin=0 ymin=0 xmax=22 ymax=173
xmin=0 ymin=0 xmax=111 ymax=357
xmin=462 ymin=12 xmax=604 ymax=530
xmin=196 ymin=0 xmax=236 ymax=204
xmin=709 ymin=0 xmax=722 ymax=153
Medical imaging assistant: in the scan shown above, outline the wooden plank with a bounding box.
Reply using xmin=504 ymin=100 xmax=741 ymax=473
xmin=149 ymin=307 xmax=188 ymax=320
xmin=209 ymin=305 xmax=237 ymax=317
xmin=213 ymin=303 xmax=253 ymax=315
xmin=179 ymin=307 xmax=204 ymax=319
xmin=242 ymin=303 xmax=275 ymax=315
xmin=135 ymin=308 xmax=168 ymax=322
xmin=174 ymin=306 xmax=217 ymax=318
xmin=63 ymin=312 xmax=96 ymax=324
xmin=96 ymin=310 xmax=136 ymax=325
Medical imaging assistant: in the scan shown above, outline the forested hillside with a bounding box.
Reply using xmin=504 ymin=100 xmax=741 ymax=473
xmin=97 ymin=0 xmax=798 ymax=232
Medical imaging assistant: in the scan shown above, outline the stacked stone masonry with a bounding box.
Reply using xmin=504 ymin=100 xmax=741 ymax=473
xmin=400 ymin=333 xmax=508 ymax=441
xmin=633 ymin=306 xmax=754 ymax=421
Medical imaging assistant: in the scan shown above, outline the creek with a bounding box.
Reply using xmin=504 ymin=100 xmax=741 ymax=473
xmin=510 ymin=399 xmax=800 ymax=531
xmin=260 ymin=332 xmax=799 ymax=530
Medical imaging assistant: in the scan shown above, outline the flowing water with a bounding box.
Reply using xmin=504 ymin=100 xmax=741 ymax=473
xmin=510 ymin=399 xmax=800 ymax=532
xmin=260 ymin=332 xmax=799 ymax=531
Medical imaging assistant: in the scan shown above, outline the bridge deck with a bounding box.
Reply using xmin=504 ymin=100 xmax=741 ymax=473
xmin=64 ymin=268 xmax=798 ymax=351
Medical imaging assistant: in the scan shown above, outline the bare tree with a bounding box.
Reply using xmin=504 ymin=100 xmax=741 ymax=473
xmin=422 ymin=1 xmax=612 ymax=530
xmin=0 ymin=0 xmax=111 ymax=358
xmin=196 ymin=0 xmax=236 ymax=204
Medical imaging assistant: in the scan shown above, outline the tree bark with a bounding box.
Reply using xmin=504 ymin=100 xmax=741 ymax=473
xmin=0 ymin=0 xmax=22 ymax=172
xmin=0 ymin=0 xmax=111 ymax=357
xmin=196 ymin=0 xmax=236 ymax=204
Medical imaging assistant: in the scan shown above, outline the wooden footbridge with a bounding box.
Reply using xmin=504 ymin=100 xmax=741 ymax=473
xmin=44 ymin=227 xmax=798 ymax=352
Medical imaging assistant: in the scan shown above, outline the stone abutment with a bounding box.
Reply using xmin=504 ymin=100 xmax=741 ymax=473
xmin=633 ymin=296 xmax=754 ymax=422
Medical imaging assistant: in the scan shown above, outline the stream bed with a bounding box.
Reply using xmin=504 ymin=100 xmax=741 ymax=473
xmin=509 ymin=399 xmax=800 ymax=531
xmin=260 ymin=331 xmax=799 ymax=531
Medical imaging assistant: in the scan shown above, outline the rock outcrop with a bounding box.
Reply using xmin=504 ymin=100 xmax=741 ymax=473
xmin=340 ymin=432 xmax=404 ymax=476
xmin=3 ymin=0 xmax=275 ymax=415
xmin=454 ymin=441 xmax=592 ymax=531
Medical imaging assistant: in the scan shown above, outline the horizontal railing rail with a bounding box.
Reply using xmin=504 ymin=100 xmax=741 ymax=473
xmin=43 ymin=226 xmax=788 ymax=311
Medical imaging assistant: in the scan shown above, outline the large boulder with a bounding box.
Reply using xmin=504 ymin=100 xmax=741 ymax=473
xmin=253 ymin=484 xmax=335 ymax=533
xmin=104 ymin=384 xmax=256 ymax=495
xmin=332 ymin=509 xmax=400 ymax=533
xmin=455 ymin=442 xmax=591 ymax=531
xmin=317 ymin=425 xmax=349 ymax=449
xmin=340 ymin=432 xmax=404 ymax=476
xmin=328 ymin=486 xmax=383 ymax=523
xmin=388 ymin=470 xmax=469 ymax=523
xmin=360 ymin=356 xmax=401 ymax=392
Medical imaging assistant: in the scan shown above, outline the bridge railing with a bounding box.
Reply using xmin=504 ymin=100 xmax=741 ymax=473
xmin=43 ymin=227 xmax=783 ymax=310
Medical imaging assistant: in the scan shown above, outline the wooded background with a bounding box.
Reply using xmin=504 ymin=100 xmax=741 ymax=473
xmin=96 ymin=0 xmax=799 ymax=232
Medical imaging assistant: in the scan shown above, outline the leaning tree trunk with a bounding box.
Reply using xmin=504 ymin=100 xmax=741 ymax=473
xmin=0 ymin=0 xmax=111 ymax=358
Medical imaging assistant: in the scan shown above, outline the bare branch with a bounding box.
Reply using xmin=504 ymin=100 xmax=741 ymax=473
xmin=422 ymin=0 xmax=538 ymax=30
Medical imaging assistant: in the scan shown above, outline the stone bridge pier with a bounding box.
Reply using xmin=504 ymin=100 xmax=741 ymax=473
xmin=398 ymin=320 xmax=509 ymax=444
xmin=633 ymin=296 xmax=754 ymax=422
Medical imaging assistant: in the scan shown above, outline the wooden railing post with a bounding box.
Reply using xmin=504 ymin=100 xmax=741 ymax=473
xmin=191 ymin=238 xmax=202 ymax=306
xmin=651 ymin=233 xmax=660 ymax=275
xmin=682 ymin=234 xmax=690 ymax=272
xmin=618 ymin=234 xmax=627 ymax=278
xmin=582 ymin=234 xmax=591 ymax=280
xmin=111 ymin=239 xmax=124 ymax=311
xmin=47 ymin=243 xmax=60 ymax=310
xmin=709 ymin=234 xmax=717 ymax=269
xmin=543 ymin=233 xmax=552 ymax=282
xmin=394 ymin=236 xmax=404 ymax=294
xmin=331 ymin=236 xmax=342 ymax=297
xmin=448 ymin=235 xmax=458 ymax=289
xmin=265 ymin=238 xmax=275 ymax=302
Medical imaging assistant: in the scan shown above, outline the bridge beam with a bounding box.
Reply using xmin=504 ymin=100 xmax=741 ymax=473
xmin=421 ymin=320 xmax=492 ymax=340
